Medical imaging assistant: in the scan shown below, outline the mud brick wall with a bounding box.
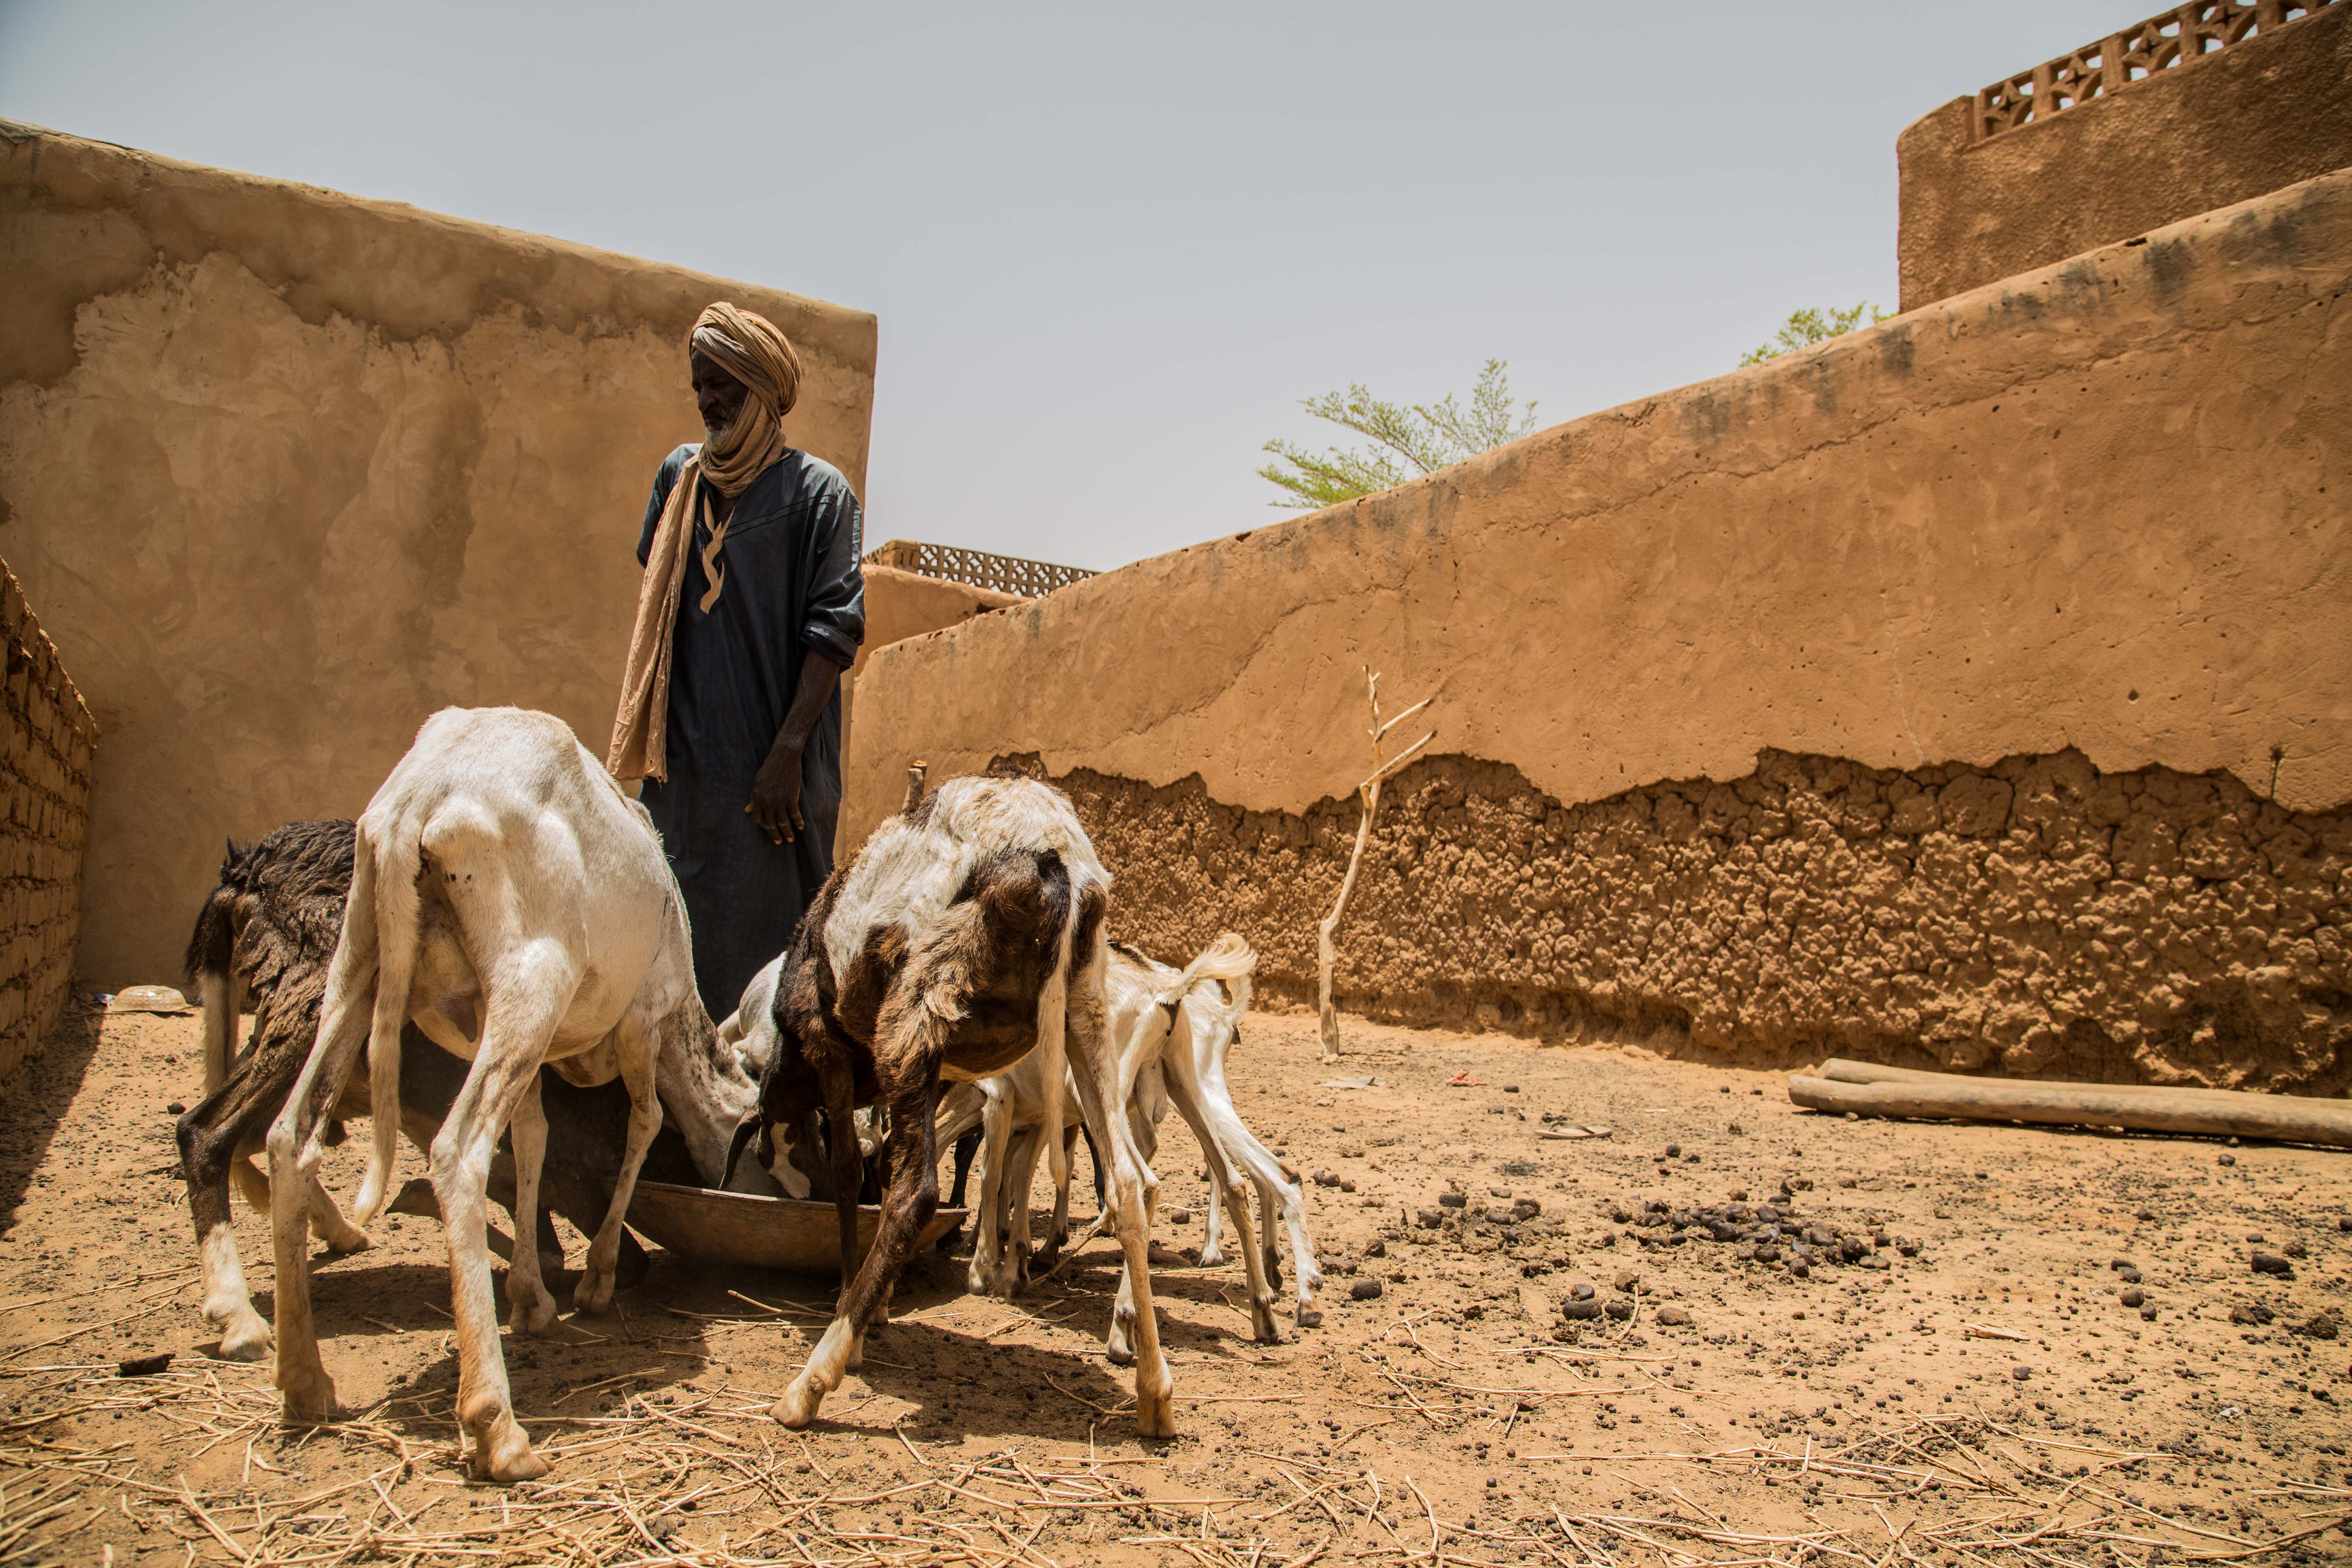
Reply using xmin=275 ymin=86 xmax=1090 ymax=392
xmin=1050 ymin=750 xmax=2351 ymax=1093
xmin=0 ymin=562 xmax=95 ymax=1083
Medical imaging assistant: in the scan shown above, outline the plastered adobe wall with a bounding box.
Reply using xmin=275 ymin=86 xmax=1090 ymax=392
xmin=0 ymin=559 xmax=95 ymax=1084
xmin=840 ymin=565 xmax=1025 ymax=841
xmin=1896 ymin=2 xmax=2352 ymax=309
xmin=855 ymin=170 xmax=2352 ymax=1084
xmin=0 ymin=122 xmax=877 ymax=987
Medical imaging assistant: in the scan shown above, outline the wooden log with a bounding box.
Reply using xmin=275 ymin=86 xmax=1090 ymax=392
xmin=1815 ymin=1057 xmax=2336 ymax=1113
xmin=1786 ymin=1072 xmax=2352 ymax=1148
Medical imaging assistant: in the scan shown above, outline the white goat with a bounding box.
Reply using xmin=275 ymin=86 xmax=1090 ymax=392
xmin=946 ymin=934 xmax=1308 ymax=1348
xmin=265 ymin=707 xmax=758 ymax=1482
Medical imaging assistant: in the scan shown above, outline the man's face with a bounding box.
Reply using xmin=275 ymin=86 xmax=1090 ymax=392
xmin=691 ymin=351 xmax=751 ymax=441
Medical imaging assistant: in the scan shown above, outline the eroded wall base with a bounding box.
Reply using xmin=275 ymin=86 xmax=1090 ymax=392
xmin=1030 ymin=750 xmax=2351 ymax=1093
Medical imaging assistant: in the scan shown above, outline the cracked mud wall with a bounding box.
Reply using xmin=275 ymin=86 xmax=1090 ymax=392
xmin=0 ymin=123 xmax=877 ymax=986
xmin=1032 ymin=750 xmax=2350 ymax=1092
xmin=851 ymin=169 xmax=2352 ymax=1082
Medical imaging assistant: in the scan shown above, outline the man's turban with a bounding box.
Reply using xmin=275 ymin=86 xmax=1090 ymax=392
xmin=608 ymin=302 xmax=804 ymax=782
xmin=690 ymin=302 xmax=802 ymax=498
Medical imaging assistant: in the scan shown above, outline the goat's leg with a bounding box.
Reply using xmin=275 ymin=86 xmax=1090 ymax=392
xmin=1001 ymin=1125 xmax=1047 ymax=1295
xmin=935 ymin=1125 xmax=981 ymax=1255
xmin=1104 ymin=1087 xmax=1165 ymax=1365
xmin=430 ymin=1034 xmax=556 ymax=1484
xmin=1196 ymin=1026 xmax=1318 ymax=1313
xmin=1161 ymin=1047 xmax=1279 ymax=1344
xmin=966 ymin=1082 xmax=1014 ymax=1298
xmin=302 ymin=1171 xmax=371 ymax=1253
xmin=179 ymin=1081 xmax=279 ymax=1361
xmin=776 ymin=1010 xmax=949 ymax=1430
xmin=265 ymin=977 xmax=376 ymax=1419
xmin=501 ymin=1072 xmax=559 ymax=1335
xmin=1200 ymin=1157 xmax=1228 ymax=1268
xmin=817 ymin=1060 xmax=863 ymax=1305
xmin=574 ymin=1016 xmax=662 ymax=1317
xmin=1043 ymin=1121 xmax=1082 ymax=1254
xmin=1067 ymin=952 xmax=1174 ymax=1437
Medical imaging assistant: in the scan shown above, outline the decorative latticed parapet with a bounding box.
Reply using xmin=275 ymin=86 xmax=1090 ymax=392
xmin=862 ymin=539 xmax=1096 ymax=598
xmin=1973 ymin=0 xmax=2339 ymax=141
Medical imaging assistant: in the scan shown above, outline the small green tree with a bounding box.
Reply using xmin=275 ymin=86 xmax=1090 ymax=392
xmin=1740 ymin=302 xmax=1889 ymax=367
xmin=1259 ymin=359 xmax=1540 ymax=510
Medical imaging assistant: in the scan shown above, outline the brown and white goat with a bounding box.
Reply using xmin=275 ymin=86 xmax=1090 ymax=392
xmin=177 ymin=820 xmax=690 ymax=1361
xmin=730 ymin=772 xmax=1177 ymax=1436
xmin=266 ymin=708 xmax=757 ymax=1482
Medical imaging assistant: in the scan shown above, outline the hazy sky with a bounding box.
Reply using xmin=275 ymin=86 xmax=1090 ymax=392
xmin=2 ymin=2 xmax=2134 ymax=571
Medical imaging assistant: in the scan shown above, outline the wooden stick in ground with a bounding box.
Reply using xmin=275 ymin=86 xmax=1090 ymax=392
xmin=1319 ymin=669 xmax=1434 ymax=1063
xmin=1786 ymin=1073 xmax=2352 ymax=1148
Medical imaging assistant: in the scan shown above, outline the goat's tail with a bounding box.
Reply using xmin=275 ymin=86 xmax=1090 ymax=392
xmin=187 ymin=844 xmax=244 ymax=1095
xmin=347 ymin=810 xmax=423 ymax=1225
xmin=1158 ymin=931 xmax=1257 ymax=1017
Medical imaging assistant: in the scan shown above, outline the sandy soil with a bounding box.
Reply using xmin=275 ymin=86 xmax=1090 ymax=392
xmin=1 ymin=997 xmax=2348 ymax=1566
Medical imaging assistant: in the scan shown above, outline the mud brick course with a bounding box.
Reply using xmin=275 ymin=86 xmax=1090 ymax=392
xmin=1048 ymin=748 xmax=2352 ymax=1093
xmin=0 ymin=559 xmax=94 ymax=1081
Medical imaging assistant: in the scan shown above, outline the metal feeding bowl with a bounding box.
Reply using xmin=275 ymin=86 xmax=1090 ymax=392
xmin=624 ymin=1181 xmax=965 ymax=1271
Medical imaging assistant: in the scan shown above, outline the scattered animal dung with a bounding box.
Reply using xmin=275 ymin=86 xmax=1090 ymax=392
xmin=2120 ymin=1287 xmax=2146 ymax=1308
xmin=1167 ymin=1208 xmax=1193 ymax=1225
xmin=2230 ymin=1302 xmax=2276 ymax=1326
xmin=1437 ymin=1192 xmax=1467 ymax=1209
xmin=2250 ymin=1251 xmax=2294 ymax=1277
xmin=2011 ymin=1364 xmax=2033 ymax=1380
xmin=1656 ymin=1305 xmax=1693 ymax=1326
xmin=1349 ymin=1278 xmax=1384 ymax=1301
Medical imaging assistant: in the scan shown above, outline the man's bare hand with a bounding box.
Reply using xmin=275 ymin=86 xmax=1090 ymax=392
xmin=747 ymin=743 xmax=805 ymax=844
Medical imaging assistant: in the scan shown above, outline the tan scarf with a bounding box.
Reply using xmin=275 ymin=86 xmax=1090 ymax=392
xmin=607 ymin=302 xmax=803 ymax=782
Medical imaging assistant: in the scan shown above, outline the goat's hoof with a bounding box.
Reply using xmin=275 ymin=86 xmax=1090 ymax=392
xmin=1252 ymin=1309 xmax=1282 ymax=1346
xmin=471 ymin=1416 xmax=550 ymax=1483
xmin=570 ymin=1270 xmax=617 ymax=1317
xmin=213 ymin=1312 xmax=273 ymax=1362
xmin=509 ymin=1289 xmax=560 ymax=1337
xmin=318 ymin=1227 xmax=372 ymax=1256
xmin=771 ymin=1378 xmax=824 ymax=1429
xmin=1199 ymin=1243 xmax=1227 ymax=1268
xmin=277 ymin=1374 xmax=342 ymax=1424
xmin=1135 ymin=1391 xmax=1177 ymax=1440
xmin=1295 ymin=1304 xmax=1324 ymax=1330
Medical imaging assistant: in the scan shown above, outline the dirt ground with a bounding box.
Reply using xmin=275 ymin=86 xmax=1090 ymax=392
xmin=2 ymin=996 xmax=2348 ymax=1567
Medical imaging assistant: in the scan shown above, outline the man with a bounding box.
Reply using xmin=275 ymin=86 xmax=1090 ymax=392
xmin=609 ymin=302 xmax=864 ymax=1020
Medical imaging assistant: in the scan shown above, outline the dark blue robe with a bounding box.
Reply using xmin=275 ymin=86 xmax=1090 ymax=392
xmin=635 ymin=444 xmax=864 ymax=1022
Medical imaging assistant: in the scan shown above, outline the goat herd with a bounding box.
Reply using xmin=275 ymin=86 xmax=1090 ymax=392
xmin=168 ymin=707 xmax=1321 ymax=1482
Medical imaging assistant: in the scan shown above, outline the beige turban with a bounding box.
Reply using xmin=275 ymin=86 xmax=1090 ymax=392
xmin=607 ymin=303 xmax=803 ymax=783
